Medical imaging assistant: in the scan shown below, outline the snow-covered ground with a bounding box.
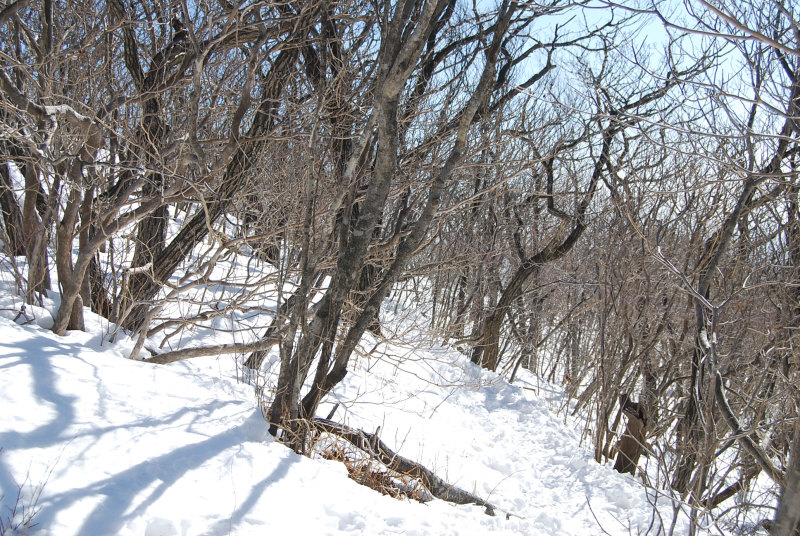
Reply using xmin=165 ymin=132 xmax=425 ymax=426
xmin=0 ymin=270 xmax=692 ymax=535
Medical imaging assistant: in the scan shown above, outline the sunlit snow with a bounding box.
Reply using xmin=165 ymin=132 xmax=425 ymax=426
xmin=0 ymin=266 xmax=690 ymax=535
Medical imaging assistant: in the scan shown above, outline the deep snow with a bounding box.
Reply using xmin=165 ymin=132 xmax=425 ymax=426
xmin=0 ymin=276 xmax=692 ymax=535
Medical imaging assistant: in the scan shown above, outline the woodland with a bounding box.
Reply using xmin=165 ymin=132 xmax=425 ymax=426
xmin=0 ymin=0 xmax=799 ymax=533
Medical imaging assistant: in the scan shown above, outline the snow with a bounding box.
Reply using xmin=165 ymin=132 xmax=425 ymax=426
xmin=0 ymin=273 xmax=691 ymax=535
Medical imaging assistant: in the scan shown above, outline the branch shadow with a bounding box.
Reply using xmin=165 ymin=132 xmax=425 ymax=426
xmin=31 ymin=410 xmax=273 ymax=535
xmin=200 ymin=452 xmax=298 ymax=536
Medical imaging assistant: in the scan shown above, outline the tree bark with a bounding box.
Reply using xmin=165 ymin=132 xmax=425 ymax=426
xmin=0 ymin=156 xmax=25 ymax=256
xmin=774 ymin=423 xmax=800 ymax=536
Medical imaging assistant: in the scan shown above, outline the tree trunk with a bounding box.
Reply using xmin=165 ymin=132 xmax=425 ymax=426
xmin=0 ymin=158 xmax=25 ymax=256
xmin=55 ymin=179 xmax=85 ymax=331
xmin=613 ymin=394 xmax=647 ymax=475
xmin=774 ymin=424 xmax=800 ymax=536
xmin=19 ymin=154 xmax=51 ymax=303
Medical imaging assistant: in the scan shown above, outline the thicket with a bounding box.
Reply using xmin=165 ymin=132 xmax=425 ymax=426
xmin=1 ymin=0 xmax=798 ymax=532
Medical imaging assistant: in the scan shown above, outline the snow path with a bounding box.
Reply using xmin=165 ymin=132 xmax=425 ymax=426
xmin=0 ymin=307 xmax=681 ymax=535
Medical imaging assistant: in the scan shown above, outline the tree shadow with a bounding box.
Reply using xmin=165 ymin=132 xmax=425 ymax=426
xmin=0 ymin=327 xmax=270 ymax=535
xmin=28 ymin=410 xmax=273 ymax=535
xmin=200 ymin=452 xmax=298 ymax=536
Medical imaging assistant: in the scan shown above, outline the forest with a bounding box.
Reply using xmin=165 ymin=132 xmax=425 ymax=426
xmin=0 ymin=0 xmax=798 ymax=533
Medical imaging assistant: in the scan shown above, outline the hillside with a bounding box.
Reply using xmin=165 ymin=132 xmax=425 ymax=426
xmin=0 ymin=283 xmax=684 ymax=535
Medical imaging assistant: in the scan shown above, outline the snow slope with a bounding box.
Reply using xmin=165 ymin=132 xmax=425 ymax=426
xmin=0 ymin=287 xmax=687 ymax=535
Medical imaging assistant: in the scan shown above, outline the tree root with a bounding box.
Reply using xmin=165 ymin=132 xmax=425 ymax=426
xmin=311 ymin=417 xmax=500 ymax=516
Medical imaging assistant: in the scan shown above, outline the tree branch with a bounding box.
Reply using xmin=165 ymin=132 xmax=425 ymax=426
xmin=144 ymin=337 xmax=281 ymax=365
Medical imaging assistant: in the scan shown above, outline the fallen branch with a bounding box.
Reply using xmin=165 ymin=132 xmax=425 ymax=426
xmin=144 ymin=337 xmax=280 ymax=364
xmin=311 ymin=417 xmax=500 ymax=516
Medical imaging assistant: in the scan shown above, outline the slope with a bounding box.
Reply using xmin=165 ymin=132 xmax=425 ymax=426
xmin=0 ymin=286 xmax=685 ymax=535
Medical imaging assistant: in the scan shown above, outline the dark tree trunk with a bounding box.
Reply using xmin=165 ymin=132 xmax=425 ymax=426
xmin=774 ymin=425 xmax=800 ymax=536
xmin=613 ymin=394 xmax=647 ymax=475
xmin=0 ymin=157 xmax=25 ymax=256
